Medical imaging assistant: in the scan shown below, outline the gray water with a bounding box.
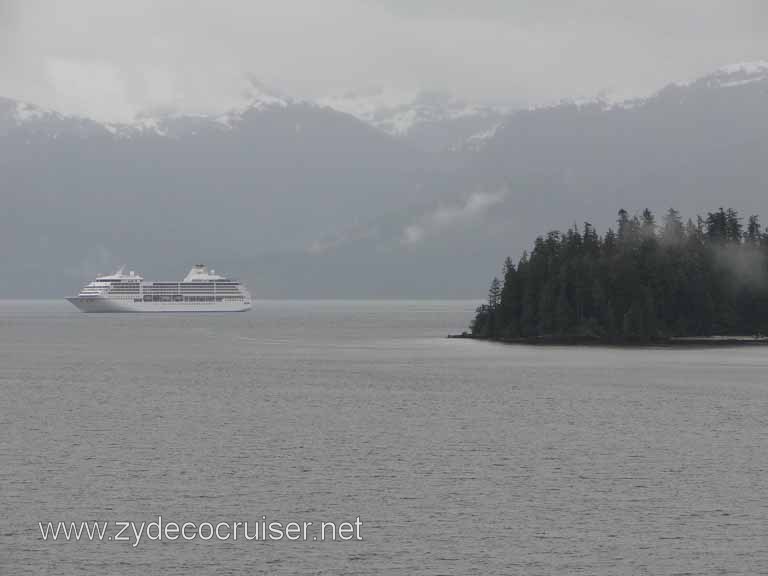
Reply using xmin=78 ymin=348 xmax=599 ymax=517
xmin=2 ymin=300 xmax=768 ymax=575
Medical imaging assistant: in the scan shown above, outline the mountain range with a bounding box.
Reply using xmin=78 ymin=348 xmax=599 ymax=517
xmin=2 ymin=62 xmax=768 ymax=298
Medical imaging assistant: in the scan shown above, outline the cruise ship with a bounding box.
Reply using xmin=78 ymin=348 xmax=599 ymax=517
xmin=67 ymin=265 xmax=252 ymax=313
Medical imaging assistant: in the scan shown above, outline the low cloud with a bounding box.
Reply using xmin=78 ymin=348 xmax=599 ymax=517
xmin=3 ymin=1 xmax=766 ymax=122
xmin=401 ymin=190 xmax=505 ymax=245
xmin=308 ymin=222 xmax=379 ymax=254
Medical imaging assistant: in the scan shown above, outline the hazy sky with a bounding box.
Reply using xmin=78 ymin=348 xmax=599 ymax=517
xmin=1 ymin=0 xmax=766 ymax=122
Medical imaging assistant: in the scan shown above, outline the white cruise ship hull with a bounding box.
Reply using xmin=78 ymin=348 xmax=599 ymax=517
xmin=67 ymin=297 xmax=251 ymax=313
xmin=68 ymin=265 xmax=252 ymax=313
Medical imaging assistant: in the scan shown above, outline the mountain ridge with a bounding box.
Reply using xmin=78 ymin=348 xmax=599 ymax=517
xmin=4 ymin=60 xmax=767 ymax=147
xmin=2 ymin=61 xmax=768 ymax=298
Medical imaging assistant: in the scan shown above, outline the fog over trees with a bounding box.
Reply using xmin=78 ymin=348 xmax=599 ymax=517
xmin=471 ymin=208 xmax=768 ymax=341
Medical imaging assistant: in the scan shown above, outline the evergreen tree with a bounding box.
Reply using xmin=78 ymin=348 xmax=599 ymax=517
xmin=641 ymin=209 xmax=656 ymax=238
xmin=499 ymin=258 xmax=519 ymax=336
xmin=662 ymin=208 xmax=684 ymax=243
xmin=746 ymin=215 xmax=761 ymax=244
xmin=469 ymin=207 xmax=768 ymax=341
xmin=617 ymin=209 xmax=630 ymax=241
xmin=725 ymin=208 xmax=742 ymax=242
xmin=555 ymin=281 xmax=573 ymax=334
xmin=488 ymin=277 xmax=501 ymax=309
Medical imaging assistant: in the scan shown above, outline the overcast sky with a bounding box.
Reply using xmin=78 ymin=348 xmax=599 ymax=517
xmin=1 ymin=0 xmax=766 ymax=122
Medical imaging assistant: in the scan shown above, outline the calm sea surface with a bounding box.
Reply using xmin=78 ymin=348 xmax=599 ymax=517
xmin=2 ymin=300 xmax=768 ymax=575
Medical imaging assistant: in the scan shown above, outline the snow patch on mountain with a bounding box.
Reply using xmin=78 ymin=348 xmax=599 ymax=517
xmin=717 ymin=61 xmax=768 ymax=76
xmin=318 ymin=87 xmax=418 ymax=128
xmin=464 ymin=123 xmax=503 ymax=151
xmin=15 ymin=102 xmax=49 ymax=122
xmin=237 ymin=78 xmax=292 ymax=111
xmin=526 ymin=60 xmax=768 ymax=117
xmin=671 ymin=60 xmax=768 ymax=90
xmin=131 ymin=79 xmax=293 ymax=134
xmin=12 ymin=101 xmax=74 ymax=125
xmin=103 ymin=117 xmax=169 ymax=138
xmin=699 ymin=61 xmax=768 ymax=89
xmin=320 ymin=88 xmax=510 ymax=136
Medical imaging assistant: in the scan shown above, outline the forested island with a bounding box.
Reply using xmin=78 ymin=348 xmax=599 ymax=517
xmin=469 ymin=208 xmax=768 ymax=343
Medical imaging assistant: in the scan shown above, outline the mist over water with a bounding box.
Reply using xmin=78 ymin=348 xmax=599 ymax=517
xmin=2 ymin=300 xmax=768 ymax=574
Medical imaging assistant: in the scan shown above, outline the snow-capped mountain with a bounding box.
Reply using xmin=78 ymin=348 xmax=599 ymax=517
xmin=0 ymin=81 xmax=438 ymax=298
xmin=6 ymin=61 xmax=768 ymax=148
xmin=128 ymin=82 xmax=513 ymax=150
xmin=0 ymin=79 xmax=297 ymax=140
xmin=320 ymin=88 xmax=508 ymax=133
xmin=3 ymin=61 xmax=768 ymax=298
xmin=145 ymin=78 xmax=294 ymax=136
xmin=454 ymin=60 xmax=768 ymax=152
xmin=319 ymin=88 xmax=513 ymax=151
xmin=2 ymin=78 xmax=513 ymax=151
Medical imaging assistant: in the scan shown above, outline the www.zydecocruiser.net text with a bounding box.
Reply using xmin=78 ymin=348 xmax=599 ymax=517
xmin=38 ymin=517 xmax=363 ymax=547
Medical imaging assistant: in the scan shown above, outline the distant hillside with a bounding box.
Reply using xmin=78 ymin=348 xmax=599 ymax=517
xmin=0 ymin=96 xmax=438 ymax=297
xmin=290 ymin=62 xmax=768 ymax=298
xmin=2 ymin=63 xmax=768 ymax=298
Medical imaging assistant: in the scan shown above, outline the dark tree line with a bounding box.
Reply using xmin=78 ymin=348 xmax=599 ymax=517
xmin=471 ymin=208 xmax=768 ymax=341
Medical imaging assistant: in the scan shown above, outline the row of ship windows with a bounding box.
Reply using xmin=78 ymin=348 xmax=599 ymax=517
xmin=139 ymin=291 xmax=242 ymax=295
xmin=109 ymin=292 xmax=242 ymax=297
xmin=140 ymin=286 xmax=242 ymax=290
xmin=107 ymin=283 xmax=240 ymax=287
xmin=104 ymin=282 xmax=239 ymax=287
xmin=146 ymin=283 xmax=240 ymax=286
xmin=160 ymin=287 xmax=239 ymax=290
xmin=135 ymin=296 xmax=245 ymax=302
xmin=135 ymin=287 xmax=242 ymax=291
xmin=110 ymin=286 xmax=240 ymax=294
xmin=105 ymin=279 xmax=237 ymax=283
